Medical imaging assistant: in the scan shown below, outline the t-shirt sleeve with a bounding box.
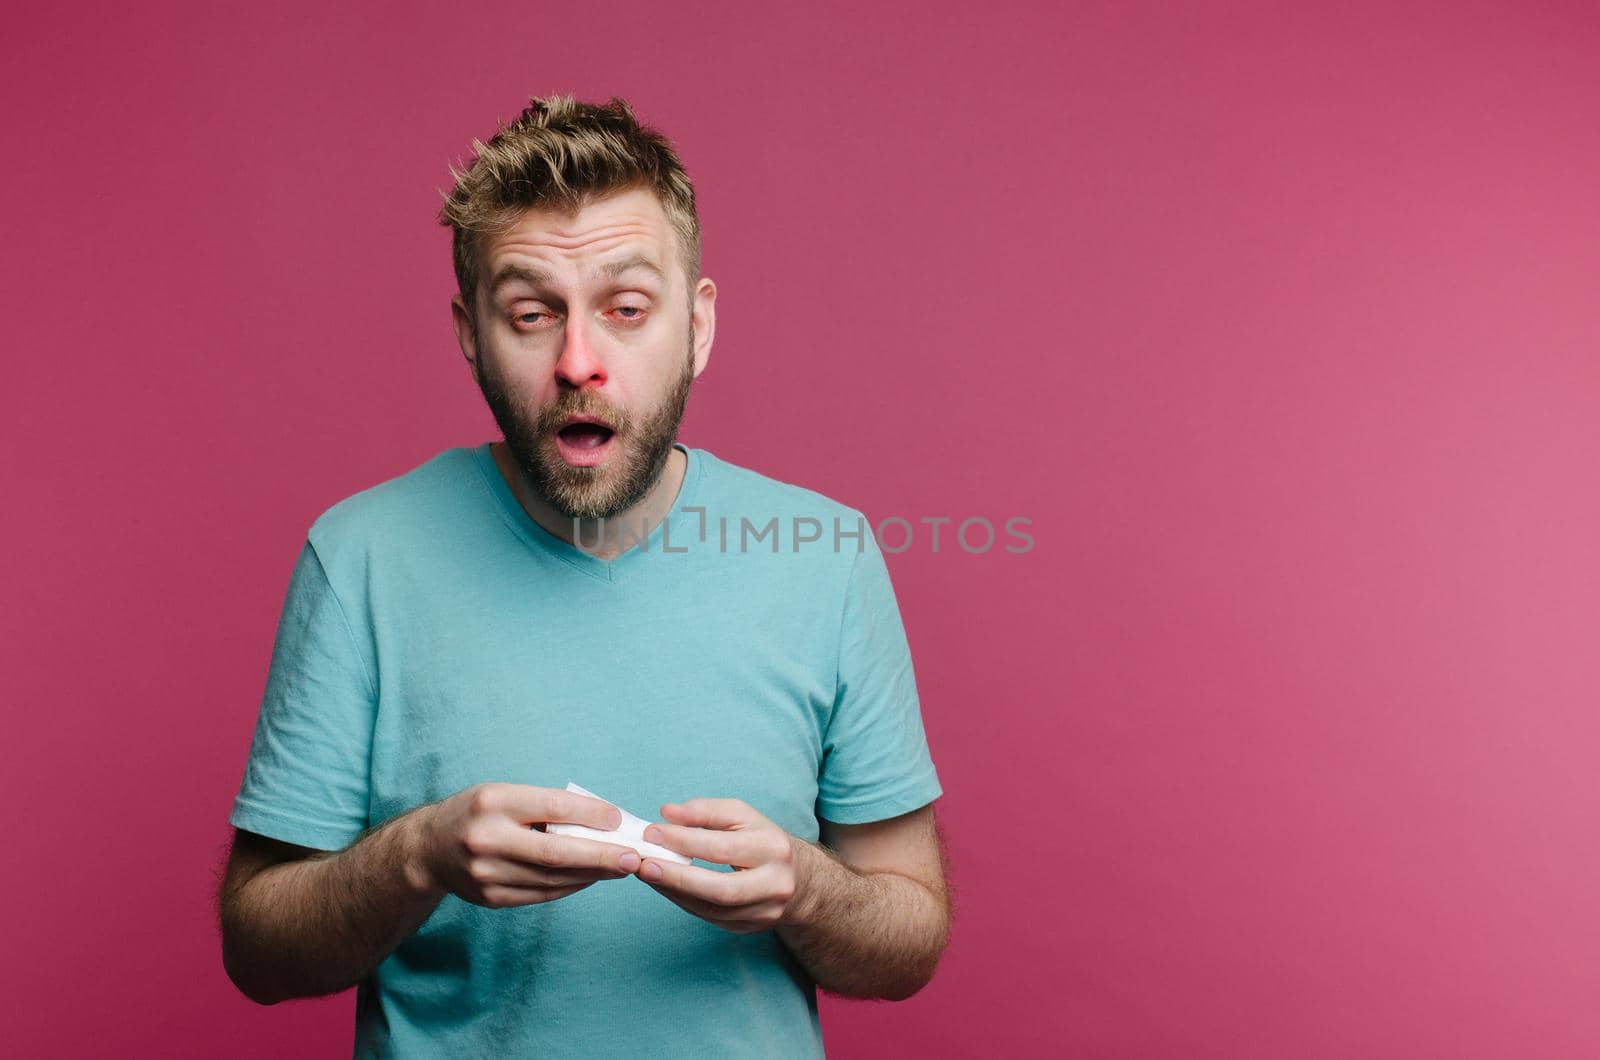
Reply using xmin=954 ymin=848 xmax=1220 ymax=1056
xmin=228 ymin=537 xmax=376 ymax=851
xmin=816 ymin=530 xmax=943 ymax=825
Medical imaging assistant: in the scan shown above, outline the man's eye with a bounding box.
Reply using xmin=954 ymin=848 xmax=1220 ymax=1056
xmin=516 ymin=311 xmax=552 ymax=327
xmin=613 ymin=306 xmax=645 ymax=321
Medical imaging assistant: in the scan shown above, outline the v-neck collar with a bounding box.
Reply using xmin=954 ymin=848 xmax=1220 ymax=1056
xmin=470 ymin=441 xmax=705 ymax=583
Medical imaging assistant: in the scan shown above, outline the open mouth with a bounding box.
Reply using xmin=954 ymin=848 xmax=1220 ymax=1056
xmin=554 ymin=419 xmax=617 ymax=467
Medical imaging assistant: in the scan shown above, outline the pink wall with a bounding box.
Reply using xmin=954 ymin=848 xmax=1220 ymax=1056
xmin=5 ymin=1 xmax=1598 ymax=1056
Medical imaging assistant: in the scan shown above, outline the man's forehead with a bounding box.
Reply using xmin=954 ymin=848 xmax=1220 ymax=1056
xmin=499 ymin=189 xmax=670 ymax=246
xmin=482 ymin=193 xmax=679 ymax=289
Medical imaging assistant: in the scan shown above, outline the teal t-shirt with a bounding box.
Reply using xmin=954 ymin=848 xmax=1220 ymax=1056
xmin=228 ymin=442 xmax=943 ymax=1058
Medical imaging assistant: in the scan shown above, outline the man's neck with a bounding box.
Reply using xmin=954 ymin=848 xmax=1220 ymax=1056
xmin=490 ymin=441 xmax=686 ymax=561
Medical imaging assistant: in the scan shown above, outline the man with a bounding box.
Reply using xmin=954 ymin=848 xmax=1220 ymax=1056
xmin=218 ymin=94 xmax=950 ymax=1057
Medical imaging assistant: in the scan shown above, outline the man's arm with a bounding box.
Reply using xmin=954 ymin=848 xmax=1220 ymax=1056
xmin=774 ymin=803 xmax=951 ymax=1001
xmin=218 ymin=813 xmax=446 ymax=1005
xmin=218 ymin=784 xmax=639 ymax=1005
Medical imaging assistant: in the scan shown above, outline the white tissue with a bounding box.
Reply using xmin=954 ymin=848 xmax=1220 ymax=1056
xmin=544 ymin=781 xmax=692 ymax=866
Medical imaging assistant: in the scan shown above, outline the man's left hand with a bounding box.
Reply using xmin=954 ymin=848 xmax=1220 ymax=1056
xmin=635 ymin=798 xmax=813 ymax=934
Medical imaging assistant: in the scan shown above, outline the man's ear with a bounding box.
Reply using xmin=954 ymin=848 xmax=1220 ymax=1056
xmin=690 ymin=277 xmax=716 ymax=379
xmin=450 ymin=293 xmax=478 ymax=367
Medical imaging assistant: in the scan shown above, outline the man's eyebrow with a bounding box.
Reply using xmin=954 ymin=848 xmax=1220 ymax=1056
xmin=597 ymin=254 xmax=666 ymax=282
xmin=489 ymin=256 xmax=666 ymax=295
xmin=489 ymin=263 xmax=550 ymax=293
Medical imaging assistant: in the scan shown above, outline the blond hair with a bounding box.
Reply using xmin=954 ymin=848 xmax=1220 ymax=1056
xmin=438 ymin=94 xmax=702 ymax=313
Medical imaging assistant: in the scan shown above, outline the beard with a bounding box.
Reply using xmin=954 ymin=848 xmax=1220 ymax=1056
xmin=473 ymin=326 xmax=696 ymax=522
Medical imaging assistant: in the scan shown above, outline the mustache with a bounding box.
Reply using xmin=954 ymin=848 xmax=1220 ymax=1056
xmin=535 ymin=397 xmax=629 ymax=434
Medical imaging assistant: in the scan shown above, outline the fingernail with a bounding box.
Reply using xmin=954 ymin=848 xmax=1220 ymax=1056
xmin=644 ymin=826 xmax=662 ymax=844
xmin=609 ymin=809 xmax=622 ymax=829
xmin=642 ymin=861 xmax=663 ymax=881
xmin=619 ymin=852 xmax=640 ymax=872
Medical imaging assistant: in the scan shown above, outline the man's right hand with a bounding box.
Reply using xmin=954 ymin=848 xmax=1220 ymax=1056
xmin=414 ymin=783 xmax=643 ymax=908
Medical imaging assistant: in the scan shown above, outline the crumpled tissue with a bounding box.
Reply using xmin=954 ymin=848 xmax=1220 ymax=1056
xmin=545 ymin=781 xmax=692 ymax=865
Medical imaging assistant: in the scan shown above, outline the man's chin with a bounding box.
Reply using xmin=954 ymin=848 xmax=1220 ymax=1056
xmin=506 ymin=417 xmax=681 ymax=523
xmin=535 ymin=452 xmax=637 ymax=521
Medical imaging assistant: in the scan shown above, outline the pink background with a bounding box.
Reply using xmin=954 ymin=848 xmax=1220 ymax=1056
xmin=5 ymin=1 xmax=1598 ymax=1056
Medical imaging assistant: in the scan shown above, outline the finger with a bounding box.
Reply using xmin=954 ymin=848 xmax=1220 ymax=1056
xmin=641 ymin=880 xmax=724 ymax=921
xmin=531 ymin=833 xmax=644 ymax=873
xmin=641 ymin=880 xmax=769 ymax=921
xmin=482 ymin=880 xmax=595 ymax=907
xmin=467 ymin=854 xmax=633 ymax=889
xmin=644 ymin=822 xmax=775 ymax=869
xmin=639 ymin=880 xmax=786 ymax=932
xmin=635 ymin=858 xmax=776 ymax=906
xmin=478 ymin=822 xmax=641 ymax=873
xmin=659 ymin=798 xmax=758 ymax=830
xmin=491 ymin=784 xmax=623 ymax=831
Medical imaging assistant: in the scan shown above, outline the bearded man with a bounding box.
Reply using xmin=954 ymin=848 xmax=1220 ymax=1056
xmin=218 ymin=94 xmax=949 ymax=1058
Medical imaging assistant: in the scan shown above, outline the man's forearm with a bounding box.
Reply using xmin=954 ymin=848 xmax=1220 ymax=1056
xmin=775 ymin=840 xmax=949 ymax=1001
xmin=221 ymin=808 xmax=446 ymax=1005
